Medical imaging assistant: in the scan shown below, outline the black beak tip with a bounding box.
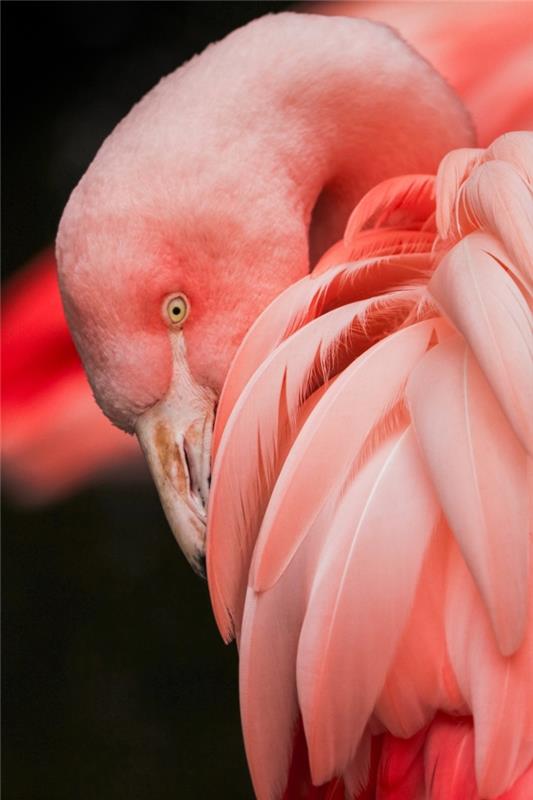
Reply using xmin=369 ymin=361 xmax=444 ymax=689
xmin=194 ymin=553 xmax=207 ymax=580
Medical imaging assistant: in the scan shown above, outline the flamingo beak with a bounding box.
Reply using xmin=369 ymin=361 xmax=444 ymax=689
xmin=135 ymin=337 xmax=216 ymax=576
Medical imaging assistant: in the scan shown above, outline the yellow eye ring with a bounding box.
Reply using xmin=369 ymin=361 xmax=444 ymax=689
xmin=164 ymin=294 xmax=189 ymax=326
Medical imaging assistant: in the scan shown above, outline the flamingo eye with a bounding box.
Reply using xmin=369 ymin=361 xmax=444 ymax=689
xmin=164 ymin=294 xmax=189 ymax=326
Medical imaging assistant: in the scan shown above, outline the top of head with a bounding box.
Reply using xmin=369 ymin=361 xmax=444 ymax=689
xmin=56 ymin=12 xmax=474 ymax=431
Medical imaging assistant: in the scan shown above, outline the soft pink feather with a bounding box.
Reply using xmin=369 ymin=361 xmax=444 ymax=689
xmin=343 ymin=174 xmax=436 ymax=246
xmin=407 ymin=336 xmax=529 ymax=655
xmin=209 ymin=290 xmax=425 ymax=638
xmin=423 ymin=716 xmax=479 ymax=800
xmin=445 ymin=543 xmax=533 ymax=797
xmin=209 ymin=300 xmax=375 ymax=638
xmin=487 ymin=132 xmax=533 ymax=187
xmin=453 ymin=159 xmax=533 ymax=294
xmin=429 ymin=231 xmax=533 ymax=454
xmin=296 ymin=425 xmax=440 ymax=783
xmin=250 ymin=319 xmax=439 ymax=593
xmin=435 ymin=147 xmax=484 ymax=241
xmin=212 ymin=252 xmax=435 ymax=457
xmin=239 ymin=501 xmax=336 ymax=800
xmin=374 ymin=522 xmax=462 ymax=739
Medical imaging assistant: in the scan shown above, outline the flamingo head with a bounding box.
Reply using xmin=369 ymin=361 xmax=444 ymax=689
xmin=56 ymin=142 xmax=306 ymax=573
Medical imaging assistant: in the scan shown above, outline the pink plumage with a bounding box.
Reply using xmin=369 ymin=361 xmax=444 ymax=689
xmin=207 ymin=131 xmax=533 ymax=799
xmin=54 ymin=12 xmax=533 ymax=800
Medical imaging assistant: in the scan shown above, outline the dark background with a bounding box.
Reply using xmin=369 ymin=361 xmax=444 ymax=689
xmin=2 ymin=3 xmax=290 ymax=798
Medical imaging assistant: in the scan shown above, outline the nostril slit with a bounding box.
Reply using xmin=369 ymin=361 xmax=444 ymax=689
xmin=182 ymin=440 xmax=192 ymax=483
xmin=183 ymin=439 xmax=206 ymax=510
xmin=182 ymin=440 xmax=197 ymax=499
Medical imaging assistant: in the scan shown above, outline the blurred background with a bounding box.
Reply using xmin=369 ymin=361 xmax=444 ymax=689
xmin=3 ymin=2 xmax=532 ymax=798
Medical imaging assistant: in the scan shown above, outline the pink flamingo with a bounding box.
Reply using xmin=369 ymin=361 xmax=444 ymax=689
xmin=4 ymin=1 xmax=531 ymax=504
xmin=55 ymin=12 xmax=532 ymax=798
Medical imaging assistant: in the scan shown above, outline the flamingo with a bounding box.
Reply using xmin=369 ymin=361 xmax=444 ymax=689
xmin=4 ymin=1 xmax=532 ymax=504
xmin=55 ymin=12 xmax=532 ymax=799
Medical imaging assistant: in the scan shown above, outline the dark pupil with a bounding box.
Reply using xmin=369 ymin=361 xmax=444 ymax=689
xmin=172 ymin=306 xmax=181 ymax=316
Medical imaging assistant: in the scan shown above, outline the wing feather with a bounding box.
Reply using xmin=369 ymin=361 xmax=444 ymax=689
xmin=239 ymin=500 xmax=335 ymax=800
xmin=445 ymin=543 xmax=533 ymax=797
xmin=296 ymin=425 xmax=440 ymax=783
xmin=213 ymin=252 xmax=434 ymax=454
xmin=429 ymin=231 xmax=533 ymax=454
xmin=487 ymin=131 xmax=533 ymax=186
xmin=407 ymin=336 xmax=529 ymax=655
xmin=435 ymin=147 xmax=483 ymax=240
xmin=208 ymin=301 xmax=367 ymax=638
xmin=454 ymin=160 xmax=533 ymax=293
xmin=208 ymin=291 xmax=423 ymax=639
xmin=343 ymin=174 xmax=435 ymax=246
xmin=374 ymin=520 xmax=460 ymax=738
xmin=251 ymin=319 xmax=439 ymax=593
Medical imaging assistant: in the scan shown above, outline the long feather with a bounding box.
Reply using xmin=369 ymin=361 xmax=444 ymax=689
xmin=435 ymin=146 xmax=483 ymax=240
xmin=343 ymin=174 xmax=435 ymax=247
xmin=454 ymin=160 xmax=533 ymax=293
xmin=213 ymin=252 xmax=434 ymax=454
xmin=445 ymin=543 xmax=533 ymax=797
xmin=313 ymin=229 xmax=435 ymax=279
xmin=343 ymin=731 xmax=371 ymax=799
xmin=407 ymin=336 xmax=529 ymax=655
xmin=429 ymin=231 xmax=533 ymax=454
xmin=344 ymin=229 xmax=436 ymax=263
xmin=250 ymin=319 xmax=439 ymax=593
xmin=487 ymin=131 xmax=533 ymax=188
xmin=208 ymin=291 xmax=422 ymax=638
xmin=375 ymin=521 xmax=460 ymax=739
xmin=296 ymin=424 xmax=440 ymax=783
xmin=239 ymin=499 xmax=335 ymax=800
xmin=377 ymin=727 xmax=427 ymax=799
xmin=423 ymin=715 xmax=479 ymax=800
xmin=208 ymin=300 xmax=373 ymax=639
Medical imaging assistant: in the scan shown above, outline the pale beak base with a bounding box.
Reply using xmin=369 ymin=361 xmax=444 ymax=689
xmin=135 ymin=335 xmax=216 ymax=575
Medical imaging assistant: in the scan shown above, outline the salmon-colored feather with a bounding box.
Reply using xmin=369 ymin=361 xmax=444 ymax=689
xmin=406 ymin=336 xmax=529 ymax=655
xmin=487 ymin=132 xmax=533 ymax=186
xmin=450 ymin=160 xmax=533 ymax=293
xmin=445 ymin=544 xmax=533 ymax=797
xmin=207 ymin=131 xmax=533 ymax=799
xmin=435 ymin=147 xmax=483 ymax=240
xmin=209 ymin=289 xmax=428 ymax=638
xmin=296 ymin=425 xmax=440 ymax=783
xmin=374 ymin=522 xmax=461 ymax=740
xmin=240 ymin=501 xmax=335 ymax=800
xmin=209 ymin=300 xmax=375 ymax=638
xmin=250 ymin=319 xmax=439 ymax=593
xmin=345 ymin=229 xmax=436 ymax=264
xmin=343 ymin=174 xmax=436 ymax=245
xmin=429 ymin=231 xmax=533 ymax=454
xmin=212 ymin=252 xmax=435 ymax=457
xmin=423 ymin=716 xmax=479 ymax=800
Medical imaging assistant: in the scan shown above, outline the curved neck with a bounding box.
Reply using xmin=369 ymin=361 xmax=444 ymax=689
xmin=187 ymin=12 xmax=474 ymax=265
